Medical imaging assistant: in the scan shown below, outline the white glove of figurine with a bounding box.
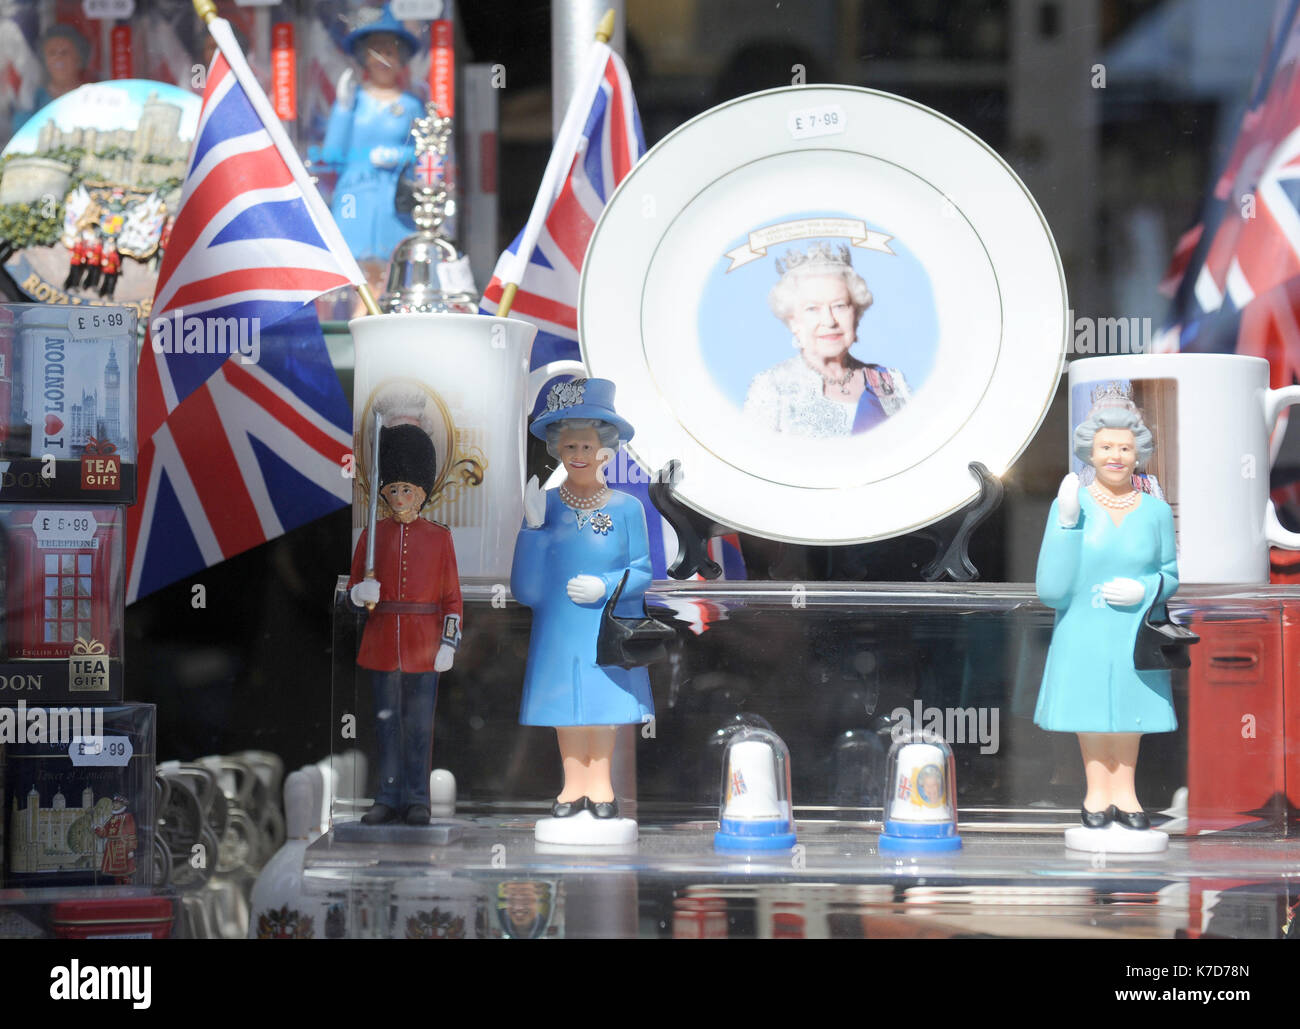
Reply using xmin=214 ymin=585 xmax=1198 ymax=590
xmin=1057 ymin=473 xmax=1081 ymax=528
xmin=370 ymin=145 xmax=402 ymax=169
xmin=350 ymin=578 xmax=381 ymax=607
xmin=1102 ymin=577 xmax=1145 ymax=607
xmin=566 ymin=574 xmax=606 ymax=604
xmin=434 ymin=643 xmax=455 ymax=673
xmin=335 ymin=68 xmax=357 ymax=110
xmin=523 ymin=475 xmax=546 ymax=529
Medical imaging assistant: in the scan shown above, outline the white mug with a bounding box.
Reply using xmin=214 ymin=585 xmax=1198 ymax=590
xmin=349 ymin=312 xmax=582 ymax=580
xmin=1067 ymin=353 xmax=1300 ymax=583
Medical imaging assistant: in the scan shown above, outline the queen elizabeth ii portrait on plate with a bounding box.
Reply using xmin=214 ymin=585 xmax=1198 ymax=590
xmin=743 ymin=242 xmax=911 ymax=438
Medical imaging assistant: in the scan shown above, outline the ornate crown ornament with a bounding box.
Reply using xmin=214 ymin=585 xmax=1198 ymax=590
xmin=774 ymin=242 xmax=853 ymax=276
xmin=546 ymin=379 xmax=588 ymax=412
xmin=379 ymin=100 xmax=478 ymax=313
xmin=408 ymin=105 xmax=453 ymax=233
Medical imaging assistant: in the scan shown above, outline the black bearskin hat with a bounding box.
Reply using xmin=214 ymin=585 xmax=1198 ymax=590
xmin=378 ymin=423 xmax=437 ymax=505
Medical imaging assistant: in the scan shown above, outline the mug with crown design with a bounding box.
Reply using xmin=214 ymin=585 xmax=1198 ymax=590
xmin=1068 ymin=353 xmax=1300 ymax=583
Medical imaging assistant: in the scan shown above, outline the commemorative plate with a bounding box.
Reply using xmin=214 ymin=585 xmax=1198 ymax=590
xmin=580 ymin=86 xmax=1067 ymax=544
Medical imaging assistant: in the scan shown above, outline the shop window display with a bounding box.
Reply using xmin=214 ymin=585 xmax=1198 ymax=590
xmin=0 ymin=1 xmax=1296 ymax=948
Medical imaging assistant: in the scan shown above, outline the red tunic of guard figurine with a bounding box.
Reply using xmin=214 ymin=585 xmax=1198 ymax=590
xmin=348 ymin=516 xmax=462 ymax=673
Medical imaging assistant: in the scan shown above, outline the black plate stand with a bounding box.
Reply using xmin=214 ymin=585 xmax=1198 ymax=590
xmin=648 ymin=460 xmax=1003 ymax=583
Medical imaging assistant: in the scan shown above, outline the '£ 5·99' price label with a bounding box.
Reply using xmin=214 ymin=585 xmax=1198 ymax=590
xmin=68 ymin=307 xmax=130 ymax=340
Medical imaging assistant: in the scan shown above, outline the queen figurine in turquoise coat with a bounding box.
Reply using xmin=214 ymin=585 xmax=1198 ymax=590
xmin=1035 ymin=405 xmax=1178 ymax=833
xmin=511 ymin=379 xmax=653 ymax=823
xmin=319 ymin=7 xmax=421 ymax=263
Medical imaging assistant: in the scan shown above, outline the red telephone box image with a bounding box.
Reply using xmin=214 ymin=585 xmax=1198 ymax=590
xmin=3 ymin=507 xmax=122 ymax=659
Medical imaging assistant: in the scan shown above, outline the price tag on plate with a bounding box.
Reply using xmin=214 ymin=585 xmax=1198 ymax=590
xmin=67 ymin=308 xmax=131 ymax=340
xmin=392 ymin=0 xmax=445 ymax=17
xmin=32 ymin=510 xmax=99 ymax=549
xmin=82 ymin=0 xmax=135 ymax=18
xmin=70 ymin=735 xmax=133 ymax=767
xmin=787 ymin=104 xmax=847 ymax=140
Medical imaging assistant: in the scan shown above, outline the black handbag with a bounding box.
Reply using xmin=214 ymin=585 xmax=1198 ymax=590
xmin=596 ymin=571 xmax=676 ymax=669
xmin=1133 ymin=575 xmax=1199 ymax=671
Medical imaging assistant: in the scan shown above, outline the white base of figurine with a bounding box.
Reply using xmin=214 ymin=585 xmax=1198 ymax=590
xmin=1064 ymin=823 xmax=1169 ymax=854
xmin=534 ymin=811 xmax=638 ymax=846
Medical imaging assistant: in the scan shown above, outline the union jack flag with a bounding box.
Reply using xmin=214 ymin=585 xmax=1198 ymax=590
xmin=479 ymin=45 xmax=745 ymax=583
xmin=415 ymin=150 xmax=444 ymax=186
xmin=1160 ymin=0 xmax=1300 ymax=373
xmin=126 ymin=42 xmax=364 ymax=603
xmin=1159 ymin=0 xmax=1300 ymax=538
xmin=478 ymin=47 xmax=643 ymax=369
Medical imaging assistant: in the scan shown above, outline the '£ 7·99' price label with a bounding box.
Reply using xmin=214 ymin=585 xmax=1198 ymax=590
xmin=82 ymin=0 xmax=135 ymax=19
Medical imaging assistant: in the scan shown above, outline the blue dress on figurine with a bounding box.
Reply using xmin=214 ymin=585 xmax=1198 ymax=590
xmin=1034 ymin=489 xmax=1179 ymax=734
xmin=511 ymin=488 xmax=654 ymax=726
xmin=320 ymin=88 xmax=421 ymax=260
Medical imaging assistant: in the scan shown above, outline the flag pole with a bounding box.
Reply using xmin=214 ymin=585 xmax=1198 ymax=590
xmin=496 ymin=9 xmax=615 ymax=318
xmin=191 ymin=0 xmax=381 ymax=316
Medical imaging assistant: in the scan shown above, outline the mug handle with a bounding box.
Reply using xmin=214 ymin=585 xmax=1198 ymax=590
xmin=1263 ymin=384 xmax=1300 ymax=548
xmin=523 ymin=360 xmax=588 ymax=491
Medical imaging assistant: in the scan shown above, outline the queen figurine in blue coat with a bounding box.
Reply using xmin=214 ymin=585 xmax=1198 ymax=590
xmin=511 ymin=379 xmax=654 ymax=825
xmin=1035 ymin=405 xmax=1179 ymax=838
xmin=319 ymin=6 xmax=422 ymax=264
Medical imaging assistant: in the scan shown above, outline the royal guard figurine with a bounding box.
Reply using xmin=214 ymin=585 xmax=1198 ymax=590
xmin=82 ymin=231 xmax=103 ymax=293
xmin=64 ymin=230 xmax=88 ymax=290
xmin=348 ymin=422 xmax=463 ymax=826
xmin=93 ymin=794 xmax=138 ymax=885
xmin=98 ymin=237 xmax=121 ymax=299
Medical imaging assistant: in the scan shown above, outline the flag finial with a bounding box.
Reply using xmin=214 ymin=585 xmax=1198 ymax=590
xmin=193 ymin=0 xmax=217 ymax=25
xmin=595 ymin=10 xmax=615 ymax=44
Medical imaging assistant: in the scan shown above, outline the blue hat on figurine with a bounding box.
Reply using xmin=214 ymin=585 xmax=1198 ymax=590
xmin=529 ymin=378 xmax=635 ymax=443
xmin=345 ymin=5 xmax=421 ymax=61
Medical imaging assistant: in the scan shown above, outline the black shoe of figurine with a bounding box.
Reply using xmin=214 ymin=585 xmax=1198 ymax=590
xmin=589 ymin=799 xmax=619 ymax=819
xmin=404 ymin=804 xmax=431 ymax=826
xmin=1080 ymin=805 xmax=1112 ymax=829
xmin=1110 ymin=806 xmax=1150 ymax=831
xmin=551 ymin=797 xmax=588 ymax=818
xmin=362 ymin=803 xmax=399 ymax=825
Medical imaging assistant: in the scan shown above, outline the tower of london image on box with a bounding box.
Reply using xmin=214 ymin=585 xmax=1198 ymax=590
xmin=8 ymin=784 xmax=103 ymax=873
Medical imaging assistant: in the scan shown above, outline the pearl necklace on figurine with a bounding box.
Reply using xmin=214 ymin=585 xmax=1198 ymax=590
xmin=1088 ymin=481 xmax=1139 ymax=510
xmin=560 ymin=484 xmax=613 ymax=534
xmin=560 ymin=483 xmax=608 ymax=510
